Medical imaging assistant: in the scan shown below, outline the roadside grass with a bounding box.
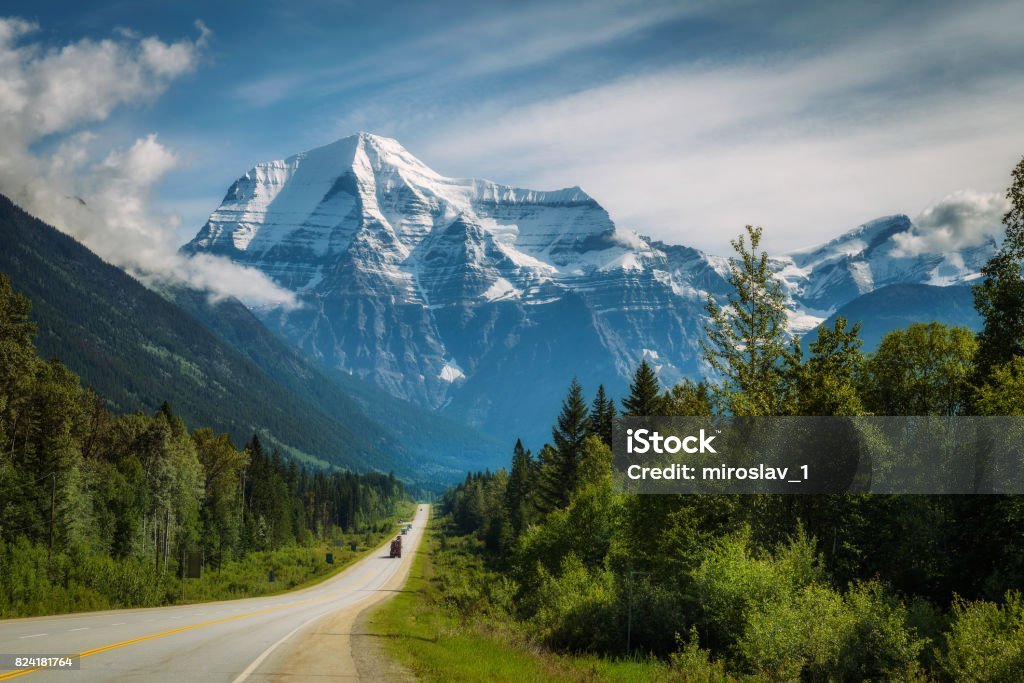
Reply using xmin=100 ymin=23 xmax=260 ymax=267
xmin=0 ymin=502 xmax=415 ymax=619
xmin=181 ymin=500 xmax=417 ymax=603
xmin=366 ymin=525 xmax=672 ymax=682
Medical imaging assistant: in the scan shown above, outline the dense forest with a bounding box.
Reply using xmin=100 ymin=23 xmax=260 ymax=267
xmin=438 ymin=158 xmax=1024 ymax=681
xmin=0 ymin=275 xmax=406 ymax=617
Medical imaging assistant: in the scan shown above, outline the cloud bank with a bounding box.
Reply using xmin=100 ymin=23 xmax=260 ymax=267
xmin=893 ymin=191 xmax=1009 ymax=257
xmin=0 ymin=17 xmax=296 ymax=308
xmin=366 ymin=0 xmax=1022 ymax=254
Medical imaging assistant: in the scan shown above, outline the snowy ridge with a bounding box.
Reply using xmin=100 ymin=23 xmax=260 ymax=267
xmin=183 ymin=132 xmax=998 ymax=444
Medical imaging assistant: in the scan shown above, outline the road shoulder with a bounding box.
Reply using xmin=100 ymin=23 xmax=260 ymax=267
xmin=246 ymin=508 xmax=427 ymax=681
xmin=351 ymin=605 xmax=417 ymax=681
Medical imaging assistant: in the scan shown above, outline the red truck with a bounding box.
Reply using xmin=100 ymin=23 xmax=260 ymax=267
xmin=389 ymin=535 xmax=402 ymax=558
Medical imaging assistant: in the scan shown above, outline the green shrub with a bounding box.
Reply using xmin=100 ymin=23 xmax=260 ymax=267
xmin=670 ymin=627 xmax=732 ymax=682
xmin=839 ymin=581 xmax=926 ymax=681
xmin=738 ymin=582 xmax=850 ymax=681
xmin=530 ymin=553 xmax=619 ymax=652
xmin=737 ymin=580 xmax=924 ymax=682
xmin=940 ymin=591 xmax=1024 ymax=682
xmin=691 ymin=528 xmax=823 ymax=650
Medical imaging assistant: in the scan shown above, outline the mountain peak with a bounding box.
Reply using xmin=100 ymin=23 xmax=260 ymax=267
xmin=179 ymin=137 xmax=997 ymax=447
xmin=293 ymin=131 xmax=431 ymax=174
xmin=787 ymin=214 xmax=913 ymax=267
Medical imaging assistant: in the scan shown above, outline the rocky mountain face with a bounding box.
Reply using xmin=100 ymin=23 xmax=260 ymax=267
xmin=183 ymin=133 xmax=995 ymax=447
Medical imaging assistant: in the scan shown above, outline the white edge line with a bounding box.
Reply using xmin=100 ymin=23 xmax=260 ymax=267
xmin=19 ymin=633 xmax=47 ymax=639
xmin=232 ymin=614 xmax=323 ymax=683
xmin=234 ymin=509 xmax=424 ymax=682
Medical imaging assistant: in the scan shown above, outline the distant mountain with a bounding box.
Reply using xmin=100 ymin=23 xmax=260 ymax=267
xmin=183 ymin=132 xmax=995 ymax=447
xmin=0 ymin=193 xmax=501 ymax=486
xmin=773 ymin=215 xmax=993 ymax=333
xmin=814 ymin=284 xmax=982 ymax=351
xmin=167 ymin=288 xmax=504 ymax=480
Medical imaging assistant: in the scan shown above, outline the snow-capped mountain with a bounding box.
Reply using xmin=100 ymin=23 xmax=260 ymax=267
xmin=183 ymin=133 xmax=995 ymax=446
xmin=772 ymin=215 xmax=995 ymax=333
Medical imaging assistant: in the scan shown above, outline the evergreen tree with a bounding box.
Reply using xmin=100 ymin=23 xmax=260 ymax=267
xmin=533 ymin=444 xmax=563 ymax=515
xmin=506 ymin=439 xmax=535 ymax=533
xmin=622 ymin=359 xmax=663 ymax=416
xmin=0 ymin=274 xmax=38 ymax=449
xmin=587 ymin=384 xmax=616 ymax=446
xmin=973 ymin=156 xmax=1024 ymax=382
xmin=535 ymin=379 xmax=590 ymax=512
xmin=552 ymin=378 xmax=589 ymax=475
xmin=701 ymin=225 xmax=788 ymax=416
xmin=0 ymin=279 xmax=408 ymax=616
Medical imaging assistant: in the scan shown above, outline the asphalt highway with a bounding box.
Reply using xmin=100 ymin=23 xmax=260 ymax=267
xmin=0 ymin=504 xmax=429 ymax=681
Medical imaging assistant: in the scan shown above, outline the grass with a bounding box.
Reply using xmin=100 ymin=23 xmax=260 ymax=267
xmin=0 ymin=502 xmax=416 ymax=619
xmin=365 ymin=524 xmax=672 ymax=682
xmin=179 ymin=505 xmax=416 ymax=603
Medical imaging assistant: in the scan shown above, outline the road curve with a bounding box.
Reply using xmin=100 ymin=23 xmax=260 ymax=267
xmin=0 ymin=505 xmax=430 ymax=682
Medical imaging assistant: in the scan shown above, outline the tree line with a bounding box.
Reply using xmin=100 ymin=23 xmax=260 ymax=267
xmin=0 ymin=278 xmax=405 ymax=615
xmin=440 ymin=157 xmax=1024 ymax=680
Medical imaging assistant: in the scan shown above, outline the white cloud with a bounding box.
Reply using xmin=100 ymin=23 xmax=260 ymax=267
xmin=0 ymin=16 xmax=296 ymax=309
xmin=232 ymin=0 xmax=704 ymax=108
xmin=892 ymin=191 xmax=1008 ymax=257
xmin=404 ymin=1 xmax=1024 ymax=254
xmin=99 ymin=134 xmax=180 ymax=185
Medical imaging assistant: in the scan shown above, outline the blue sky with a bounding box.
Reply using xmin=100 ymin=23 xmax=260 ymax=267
xmin=2 ymin=0 xmax=1024 ymax=269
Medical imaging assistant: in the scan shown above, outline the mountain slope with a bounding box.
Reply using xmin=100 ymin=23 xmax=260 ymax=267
xmin=0 ymin=193 xmax=499 ymax=483
xmin=774 ymin=215 xmax=994 ymax=333
xmin=167 ymin=287 xmax=504 ymax=478
xmin=183 ymin=132 xmax=997 ymax=448
xmin=814 ymin=284 xmax=982 ymax=351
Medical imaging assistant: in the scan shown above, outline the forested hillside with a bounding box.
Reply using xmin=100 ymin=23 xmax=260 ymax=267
xmin=0 ymin=193 xmax=501 ymax=484
xmin=0 ymin=274 xmax=406 ymax=617
xmin=429 ymin=158 xmax=1024 ymax=681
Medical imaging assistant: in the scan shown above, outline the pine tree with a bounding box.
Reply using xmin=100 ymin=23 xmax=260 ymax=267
xmin=551 ymin=378 xmax=589 ymax=498
xmin=701 ymin=225 xmax=788 ymax=416
xmin=533 ymin=444 xmax=562 ymax=515
xmin=536 ymin=379 xmax=589 ymax=512
xmin=505 ymin=439 xmax=535 ymax=533
xmin=622 ymin=359 xmax=663 ymax=416
xmin=553 ymin=378 xmax=589 ymax=468
xmin=973 ymin=156 xmax=1024 ymax=382
xmin=588 ymin=384 xmax=616 ymax=446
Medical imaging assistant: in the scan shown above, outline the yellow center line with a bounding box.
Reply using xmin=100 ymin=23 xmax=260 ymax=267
xmin=0 ymin=559 xmax=386 ymax=681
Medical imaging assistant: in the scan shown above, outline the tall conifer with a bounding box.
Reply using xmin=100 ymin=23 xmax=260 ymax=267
xmin=622 ymin=359 xmax=663 ymax=416
xmin=588 ymin=384 xmax=616 ymax=446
